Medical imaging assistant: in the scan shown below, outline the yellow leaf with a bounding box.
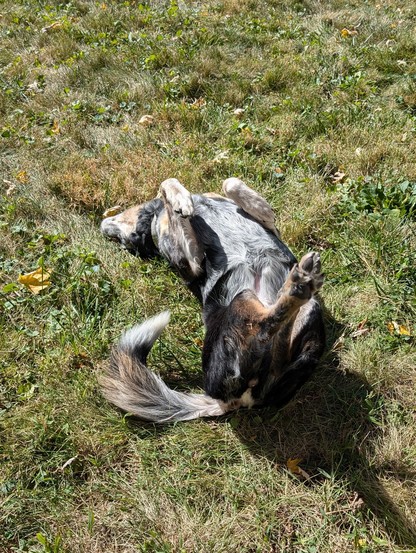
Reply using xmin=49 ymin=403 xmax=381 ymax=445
xmin=190 ymin=97 xmax=206 ymax=109
xmin=19 ymin=267 xmax=52 ymax=294
xmin=341 ymin=28 xmax=358 ymax=38
xmin=51 ymin=119 xmax=60 ymax=134
xmin=286 ymin=457 xmax=310 ymax=479
xmin=16 ymin=170 xmax=29 ymax=183
xmin=103 ymin=205 xmax=122 ymax=218
xmin=287 ymin=457 xmax=302 ymax=473
xmin=398 ymin=324 xmax=411 ymax=336
xmin=387 ymin=321 xmax=412 ymax=336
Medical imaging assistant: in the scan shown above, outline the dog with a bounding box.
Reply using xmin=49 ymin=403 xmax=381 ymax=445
xmin=100 ymin=178 xmax=325 ymax=423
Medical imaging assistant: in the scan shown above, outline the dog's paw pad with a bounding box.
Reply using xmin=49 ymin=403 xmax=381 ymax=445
xmin=161 ymin=179 xmax=194 ymax=217
xmin=288 ymin=252 xmax=323 ymax=299
xmin=172 ymin=195 xmax=194 ymax=217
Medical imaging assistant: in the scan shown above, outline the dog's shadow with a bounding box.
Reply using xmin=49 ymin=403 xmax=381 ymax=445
xmin=228 ymin=315 xmax=416 ymax=547
xmin=153 ymin=311 xmax=416 ymax=546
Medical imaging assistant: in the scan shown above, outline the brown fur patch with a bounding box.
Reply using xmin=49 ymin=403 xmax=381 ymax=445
xmin=202 ymin=192 xmax=229 ymax=200
xmin=111 ymin=205 xmax=142 ymax=235
xmin=158 ymin=210 xmax=169 ymax=237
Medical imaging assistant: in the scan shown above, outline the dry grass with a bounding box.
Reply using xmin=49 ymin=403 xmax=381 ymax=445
xmin=1 ymin=0 xmax=416 ymax=552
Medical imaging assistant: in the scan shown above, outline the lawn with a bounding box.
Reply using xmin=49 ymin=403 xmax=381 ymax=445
xmin=1 ymin=0 xmax=415 ymax=551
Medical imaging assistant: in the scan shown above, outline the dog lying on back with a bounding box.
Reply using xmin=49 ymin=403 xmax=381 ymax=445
xmin=100 ymin=178 xmax=325 ymax=422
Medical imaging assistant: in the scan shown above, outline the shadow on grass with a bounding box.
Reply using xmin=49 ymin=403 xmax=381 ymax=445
xmin=231 ymin=314 xmax=416 ymax=547
xmin=130 ymin=311 xmax=416 ymax=546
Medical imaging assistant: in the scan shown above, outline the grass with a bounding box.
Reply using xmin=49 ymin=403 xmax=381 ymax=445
xmin=1 ymin=0 xmax=415 ymax=551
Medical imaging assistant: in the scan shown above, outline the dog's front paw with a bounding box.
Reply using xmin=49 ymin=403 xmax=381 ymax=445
xmin=160 ymin=178 xmax=194 ymax=218
xmin=287 ymin=252 xmax=323 ymax=300
xmin=172 ymin=194 xmax=194 ymax=217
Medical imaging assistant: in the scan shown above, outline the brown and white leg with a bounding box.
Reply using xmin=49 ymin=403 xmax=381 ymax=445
xmin=258 ymin=252 xmax=323 ymax=343
xmin=222 ymin=177 xmax=280 ymax=236
xmin=159 ymin=178 xmax=204 ymax=277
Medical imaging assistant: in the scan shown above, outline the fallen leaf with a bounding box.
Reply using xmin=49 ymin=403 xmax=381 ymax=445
xmin=287 ymin=457 xmax=302 ymax=473
xmin=287 ymin=458 xmax=311 ymax=479
xmin=190 ymin=97 xmax=206 ymax=109
xmin=241 ymin=127 xmax=253 ymax=139
xmin=398 ymin=324 xmax=411 ymax=336
xmin=51 ymin=119 xmax=60 ymax=134
xmin=16 ymin=170 xmax=29 ymax=183
xmin=139 ymin=114 xmax=154 ymax=126
xmin=332 ymin=335 xmax=345 ymax=351
xmin=27 ymin=81 xmax=42 ymax=94
xmin=387 ymin=321 xmax=411 ymax=336
xmin=266 ymin=127 xmax=278 ymax=135
xmin=41 ymin=21 xmax=63 ymax=33
xmin=351 ymin=328 xmax=370 ymax=338
xmin=351 ymin=318 xmax=370 ymax=338
xmin=5 ymin=181 xmax=16 ymax=196
xmin=387 ymin=322 xmax=395 ymax=334
xmin=341 ymin=28 xmax=358 ymax=38
xmin=60 ymin=455 xmax=78 ymax=471
xmin=332 ymin=171 xmax=346 ymax=184
xmin=103 ymin=205 xmax=122 ymax=218
xmin=19 ymin=267 xmax=52 ymax=294
xmin=233 ymin=108 xmax=245 ymax=118
xmin=213 ymin=150 xmax=229 ymax=163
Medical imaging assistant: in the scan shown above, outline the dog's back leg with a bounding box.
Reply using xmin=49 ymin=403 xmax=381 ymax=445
xmin=251 ymin=253 xmax=325 ymax=406
xmin=222 ymin=177 xmax=280 ymax=236
xmin=158 ymin=178 xmax=205 ymax=278
xmin=261 ymin=300 xmax=325 ymax=408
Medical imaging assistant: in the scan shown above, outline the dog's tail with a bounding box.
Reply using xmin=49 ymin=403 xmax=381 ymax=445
xmin=100 ymin=311 xmax=227 ymax=423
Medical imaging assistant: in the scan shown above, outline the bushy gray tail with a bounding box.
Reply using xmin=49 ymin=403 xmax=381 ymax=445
xmin=100 ymin=312 xmax=227 ymax=423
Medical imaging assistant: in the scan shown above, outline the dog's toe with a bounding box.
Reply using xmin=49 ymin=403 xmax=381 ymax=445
xmin=287 ymin=252 xmax=324 ymax=299
xmin=173 ymin=195 xmax=194 ymax=217
xmin=161 ymin=178 xmax=194 ymax=217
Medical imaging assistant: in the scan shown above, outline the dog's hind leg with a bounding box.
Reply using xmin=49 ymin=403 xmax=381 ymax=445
xmin=222 ymin=177 xmax=279 ymax=236
xmin=246 ymin=252 xmax=324 ymax=406
xmin=158 ymin=178 xmax=205 ymax=278
xmin=256 ymin=252 xmax=323 ymax=345
xmin=260 ymin=299 xmax=325 ymax=407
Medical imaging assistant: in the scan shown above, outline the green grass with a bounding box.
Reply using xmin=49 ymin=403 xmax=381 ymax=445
xmin=1 ymin=0 xmax=416 ymax=551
